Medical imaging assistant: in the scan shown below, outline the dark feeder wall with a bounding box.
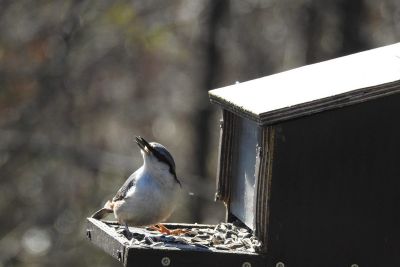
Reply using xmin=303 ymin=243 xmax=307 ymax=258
xmin=266 ymin=93 xmax=400 ymax=266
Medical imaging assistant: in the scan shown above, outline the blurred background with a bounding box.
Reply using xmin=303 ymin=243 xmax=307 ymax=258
xmin=0 ymin=0 xmax=399 ymax=266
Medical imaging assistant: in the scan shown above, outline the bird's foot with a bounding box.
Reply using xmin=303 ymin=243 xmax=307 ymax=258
xmin=148 ymin=224 xmax=189 ymax=235
xmin=123 ymin=223 xmax=134 ymax=239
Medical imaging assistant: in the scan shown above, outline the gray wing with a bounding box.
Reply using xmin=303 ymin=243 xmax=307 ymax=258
xmin=112 ymin=171 xmax=138 ymax=202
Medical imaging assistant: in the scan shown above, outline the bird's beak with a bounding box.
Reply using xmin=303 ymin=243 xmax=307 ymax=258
xmin=135 ymin=136 xmax=154 ymax=154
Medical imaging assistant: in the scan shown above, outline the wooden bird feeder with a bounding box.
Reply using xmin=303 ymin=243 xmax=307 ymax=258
xmin=209 ymin=42 xmax=400 ymax=266
xmin=87 ymin=43 xmax=400 ymax=267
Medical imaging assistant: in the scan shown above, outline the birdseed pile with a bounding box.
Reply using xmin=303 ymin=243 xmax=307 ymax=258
xmin=110 ymin=222 xmax=262 ymax=253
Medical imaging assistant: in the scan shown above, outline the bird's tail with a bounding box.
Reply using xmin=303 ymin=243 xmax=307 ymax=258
xmin=91 ymin=200 xmax=114 ymax=219
xmin=91 ymin=207 xmax=113 ymax=219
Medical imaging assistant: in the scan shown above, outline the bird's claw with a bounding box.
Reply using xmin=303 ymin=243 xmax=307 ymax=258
xmin=123 ymin=223 xmax=134 ymax=239
xmin=148 ymin=224 xmax=189 ymax=235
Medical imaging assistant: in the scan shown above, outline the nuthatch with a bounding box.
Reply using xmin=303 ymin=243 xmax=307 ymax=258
xmin=92 ymin=136 xmax=182 ymax=235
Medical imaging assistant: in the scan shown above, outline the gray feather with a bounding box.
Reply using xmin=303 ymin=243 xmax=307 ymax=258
xmin=112 ymin=171 xmax=138 ymax=202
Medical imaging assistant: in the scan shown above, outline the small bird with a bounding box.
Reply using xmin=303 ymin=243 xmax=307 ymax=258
xmin=92 ymin=136 xmax=182 ymax=235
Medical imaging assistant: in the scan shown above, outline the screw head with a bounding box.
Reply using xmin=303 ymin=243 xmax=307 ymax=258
xmin=351 ymin=265 xmax=359 ymax=267
xmin=242 ymin=262 xmax=251 ymax=267
xmin=276 ymin=262 xmax=285 ymax=267
xmin=86 ymin=230 xmax=91 ymax=240
xmin=161 ymin=257 xmax=171 ymax=266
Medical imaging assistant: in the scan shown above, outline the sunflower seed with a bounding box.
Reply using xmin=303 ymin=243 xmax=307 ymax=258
xmin=215 ymin=244 xmax=230 ymax=250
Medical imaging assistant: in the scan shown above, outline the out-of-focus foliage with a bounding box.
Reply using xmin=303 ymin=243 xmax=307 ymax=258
xmin=0 ymin=0 xmax=399 ymax=266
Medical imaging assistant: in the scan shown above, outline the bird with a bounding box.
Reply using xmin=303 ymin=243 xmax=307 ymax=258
xmin=91 ymin=136 xmax=183 ymax=236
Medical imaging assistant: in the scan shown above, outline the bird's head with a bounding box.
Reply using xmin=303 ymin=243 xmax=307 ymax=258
xmin=135 ymin=136 xmax=181 ymax=187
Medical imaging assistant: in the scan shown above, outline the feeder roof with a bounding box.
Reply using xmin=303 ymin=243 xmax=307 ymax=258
xmin=209 ymin=43 xmax=400 ymax=125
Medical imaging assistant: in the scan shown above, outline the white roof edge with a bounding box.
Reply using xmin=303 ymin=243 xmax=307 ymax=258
xmin=209 ymin=43 xmax=400 ymax=124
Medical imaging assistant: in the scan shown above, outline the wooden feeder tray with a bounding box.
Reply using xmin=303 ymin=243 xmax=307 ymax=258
xmin=86 ymin=218 xmax=266 ymax=267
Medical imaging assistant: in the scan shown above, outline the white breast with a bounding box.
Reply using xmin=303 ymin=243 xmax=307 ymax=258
xmin=114 ymin=169 xmax=180 ymax=226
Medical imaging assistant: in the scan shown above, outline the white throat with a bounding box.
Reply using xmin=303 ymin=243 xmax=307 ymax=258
xmin=141 ymin=153 xmax=176 ymax=188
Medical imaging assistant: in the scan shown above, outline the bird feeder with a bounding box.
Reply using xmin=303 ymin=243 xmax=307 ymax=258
xmin=209 ymin=42 xmax=400 ymax=266
xmin=87 ymin=43 xmax=400 ymax=267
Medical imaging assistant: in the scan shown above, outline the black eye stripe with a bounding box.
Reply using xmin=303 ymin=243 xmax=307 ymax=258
xmin=153 ymin=150 xmax=168 ymax=166
xmin=137 ymin=136 xmax=181 ymax=187
xmin=143 ymin=138 xmax=173 ymax=169
xmin=151 ymin=147 xmax=181 ymax=186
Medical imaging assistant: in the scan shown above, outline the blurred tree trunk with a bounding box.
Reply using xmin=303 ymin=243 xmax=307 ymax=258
xmin=337 ymin=0 xmax=369 ymax=55
xmin=304 ymin=0 xmax=370 ymax=64
xmin=192 ymin=0 xmax=229 ymax=222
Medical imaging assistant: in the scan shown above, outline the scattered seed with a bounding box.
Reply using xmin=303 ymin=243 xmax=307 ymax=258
xmin=228 ymin=243 xmax=244 ymax=249
xmin=224 ymin=238 xmax=233 ymax=245
xmin=241 ymin=238 xmax=253 ymax=248
xmin=185 ymin=230 xmax=198 ymax=237
xmin=111 ymin=222 xmax=262 ymax=252
xmin=132 ymin=232 xmax=145 ymax=240
xmin=191 ymin=236 xmax=207 ymax=243
xmin=196 ymin=234 xmax=210 ymax=239
xmin=144 ymin=236 xmax=154 ymax=245
xmin=225 ymin=230 xmax=238 ymax=239
xmin=215 ymin=244 xmax=230 ymax=250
